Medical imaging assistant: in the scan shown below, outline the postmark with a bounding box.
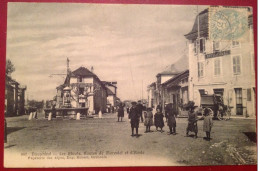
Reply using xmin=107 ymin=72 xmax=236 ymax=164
xmin=209 ymin=7 xmax=248 ymax=41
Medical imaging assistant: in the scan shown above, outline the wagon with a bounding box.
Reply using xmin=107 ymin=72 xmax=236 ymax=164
xmin=200 ymin=94 xmax=222 ymax=119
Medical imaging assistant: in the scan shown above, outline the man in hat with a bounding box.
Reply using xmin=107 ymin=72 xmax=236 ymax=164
xmin=129 ymin=102 xmax=140 ymax=136
xmin=136 ymin=100 xmax=144 ymax=122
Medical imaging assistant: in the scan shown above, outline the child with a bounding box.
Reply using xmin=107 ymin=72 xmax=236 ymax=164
xmin=154 ymin=108 xmax=164 ymax=132
xmin=167 ymin=103 xmax=176 ymax=135
xmin=144 ymin=108 xmax=153 ymax=133
xmin=203 ymin=108 xmax=213 ymax=141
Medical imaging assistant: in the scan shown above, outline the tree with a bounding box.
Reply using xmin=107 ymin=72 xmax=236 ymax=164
xmin=6 ymin=59 xmax=15 ymax=76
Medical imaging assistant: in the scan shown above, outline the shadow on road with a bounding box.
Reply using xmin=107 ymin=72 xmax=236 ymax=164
xmin=243 ymin=132 xmax=256 ymax=143
xmin=4 ymin=144 xmax=16 ymax=149
xmin=7 ymin=127 xmax=26 ymax=135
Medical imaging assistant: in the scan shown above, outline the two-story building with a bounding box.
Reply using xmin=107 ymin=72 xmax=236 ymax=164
xmin=5 ymin=75 xmax=27 ymax=116
xmin=56 ymin=67 xmax=107 ymax=114
xmin=185 ymin=7 xmax=255 ymax=117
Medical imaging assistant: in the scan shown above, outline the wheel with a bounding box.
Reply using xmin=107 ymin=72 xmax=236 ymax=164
xmin=216 ymin=111 xmax=223 ymax=120
xmin=223 ymin=110 xmax=231 ymax=121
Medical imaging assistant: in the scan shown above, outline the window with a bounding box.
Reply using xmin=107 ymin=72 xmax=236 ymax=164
xmin=214 ymin=59 xmax=221 ymax=76
xmin=78 ymin=77 xmax=83 ymax=82
xmin=199 ymin=89 xmax=205 ymax=95
xmin=213 ymin=41 xmax=220 ymax=52
xmin=232 ymin=40 xmax=240 ymax=48
xmin=200 ymin=38 xmax=205 ymax=53
xmin=214 ymin=89 xmax=224 ymax=96
xmin=193 ymin=40 xmax=198 ymax=54
xmin=79 ymin=88 xmax=84 ymax=95
xmin=232 ymin=55 xmax=241 ymax=75
xmin=247 ymin=88 xmax=251 ymax=101
xmin=198 ymin=62 xmax=204 ymax=77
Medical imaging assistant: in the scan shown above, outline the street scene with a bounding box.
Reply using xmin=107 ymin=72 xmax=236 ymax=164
xmin=4 ymin=3 xmax=256 ymax=167
xmin=4 ymin=112 xmax=257 ymax=167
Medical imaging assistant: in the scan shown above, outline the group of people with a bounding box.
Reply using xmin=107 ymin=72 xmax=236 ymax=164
xmin=125 ymin=101 xmax=177 ymax=136
xmin=119 ymin=101 xmax=213 ymax=141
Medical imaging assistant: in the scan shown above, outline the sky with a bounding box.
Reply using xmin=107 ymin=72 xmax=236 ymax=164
xmin=6 ymin=3 xmax=208 ymax=101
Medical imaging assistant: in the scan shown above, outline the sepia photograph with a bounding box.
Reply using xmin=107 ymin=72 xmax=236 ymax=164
xmin=4 ymin=3 xmax=257 ymax=168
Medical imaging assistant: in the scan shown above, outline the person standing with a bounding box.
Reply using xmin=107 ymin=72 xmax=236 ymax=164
xmin=136 ymin=100 xmax=144 ymax=122
xmin=203 ymin=108 xmax=213 ymax=141
xmin=154 ymin=108 xmax=164 ymax=132
xmin=164 ymin=103 xmax=169 ymax=123
xmin=156 ymin=103 xmax=162 ymax=113
xmin=186 ymin=102 xmax=198 ymax=138
xmin=52 ymin=104 xmax=56 ymax=118
xmin=117 ymin=103 xmax=124 ymax=122
xmin=144 ymin=108 xmax=153 ymax=133
xmin=129 ymin=102 xmax=140 ymax=136
xmin=167 ymin=103 xmax=177 ymax=135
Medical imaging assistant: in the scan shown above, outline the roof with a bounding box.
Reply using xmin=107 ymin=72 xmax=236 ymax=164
xmin=156 ymin=58 xmax=188 ymax=78
xmin=5 ymin=75 xmax=20 ymax=85
xmin=184 ymin=9 xmax=209 ymax=41
xmin=162 ymin=70 xmax=189 ymax=87
xmin=71 ymin=67 xmax=95 ymax=77
xmin=62 ymin=66 xmax=106 ymax=90
xmin=106 ymin=87 xmax=114 ymax=96
xmin=102 ymin=81 xmax=117 ymax=88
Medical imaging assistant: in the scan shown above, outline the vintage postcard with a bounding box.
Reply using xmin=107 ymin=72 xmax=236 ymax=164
xmin=4 ymin=3 xmax=256 ymax=168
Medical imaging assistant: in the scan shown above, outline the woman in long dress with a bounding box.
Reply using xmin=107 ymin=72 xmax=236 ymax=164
xmin=154 ymin=108 xmax=164 ymax=132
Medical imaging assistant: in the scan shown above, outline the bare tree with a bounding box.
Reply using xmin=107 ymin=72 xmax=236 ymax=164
xmin=6 ymin=59 xmax=15 ymax=76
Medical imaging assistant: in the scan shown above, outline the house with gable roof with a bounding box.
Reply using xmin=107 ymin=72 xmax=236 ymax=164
xmin=56 ymin=66 xmax=107 ymax=114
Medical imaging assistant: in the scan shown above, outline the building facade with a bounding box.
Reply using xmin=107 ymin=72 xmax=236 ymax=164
xmin=185 ymin=7 xmax=255 ymax=117
xmin=5 ymin=76 xmax=26 ymax=116
xmin=161 ymin=70 xmax=189 ymax=115
xmin=102 ymin=81 xmax=117 ymax=109
xmin=56 ymin=67 xmax=108 ymax=114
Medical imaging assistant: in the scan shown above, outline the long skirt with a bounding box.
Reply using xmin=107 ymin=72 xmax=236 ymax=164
xmin=187 ymin=121 xmax=198 ymax=133
xmin=131 ymin=118 xmax=139 ymax=128
xmin=144 ymin=118 xmax=153 ymax=126
xmin=167 ymin=116 xmax=176 ymax=127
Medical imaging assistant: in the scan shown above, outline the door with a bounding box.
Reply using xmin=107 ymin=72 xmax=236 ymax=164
xmin=172 ymin=94 xmax=177 ymax=114
xmin=235 ymin=88 xmax=243 ymax=115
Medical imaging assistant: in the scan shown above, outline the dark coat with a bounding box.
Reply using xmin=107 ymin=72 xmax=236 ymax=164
xmin=187 ymin=111 xmax=198 ymax=133
xmin=136 ymin=103 xmax=143 ymax=115
xmin=167 ymin=110 xmax=176 ymax=127
xmin=117 ymin=106 xmax=124 ymax=117
xmin=154 ymin=112 xmax=164 ymax=128
xmin=129 ymin=106 xmax=139 ymax=128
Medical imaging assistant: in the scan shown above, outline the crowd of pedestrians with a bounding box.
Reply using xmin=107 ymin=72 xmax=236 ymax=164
xmin=119 ymin=101 xmax=213 ymax=141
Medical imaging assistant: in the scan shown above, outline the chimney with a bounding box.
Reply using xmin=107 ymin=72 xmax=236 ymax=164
xmin=91 ymin=66 xmax=94 ymax=73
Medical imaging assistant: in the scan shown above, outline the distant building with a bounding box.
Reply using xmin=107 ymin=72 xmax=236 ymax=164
xmin=5 ymin=75 xmax=26 ymax=116
xmin=185 ymin=7 xmax=255 ymax=117
xmin=161 ymin=70 xmax=189 ymax=114
xmin=148 ymin=62 xmax=189 ymax=111
xmin=102 ymin=81 xmax=117 ymax=108
xmin=147 ymin=82 xmax=156 ymax=108
xmin=56 ymin=67 xmax=108 ymax=114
